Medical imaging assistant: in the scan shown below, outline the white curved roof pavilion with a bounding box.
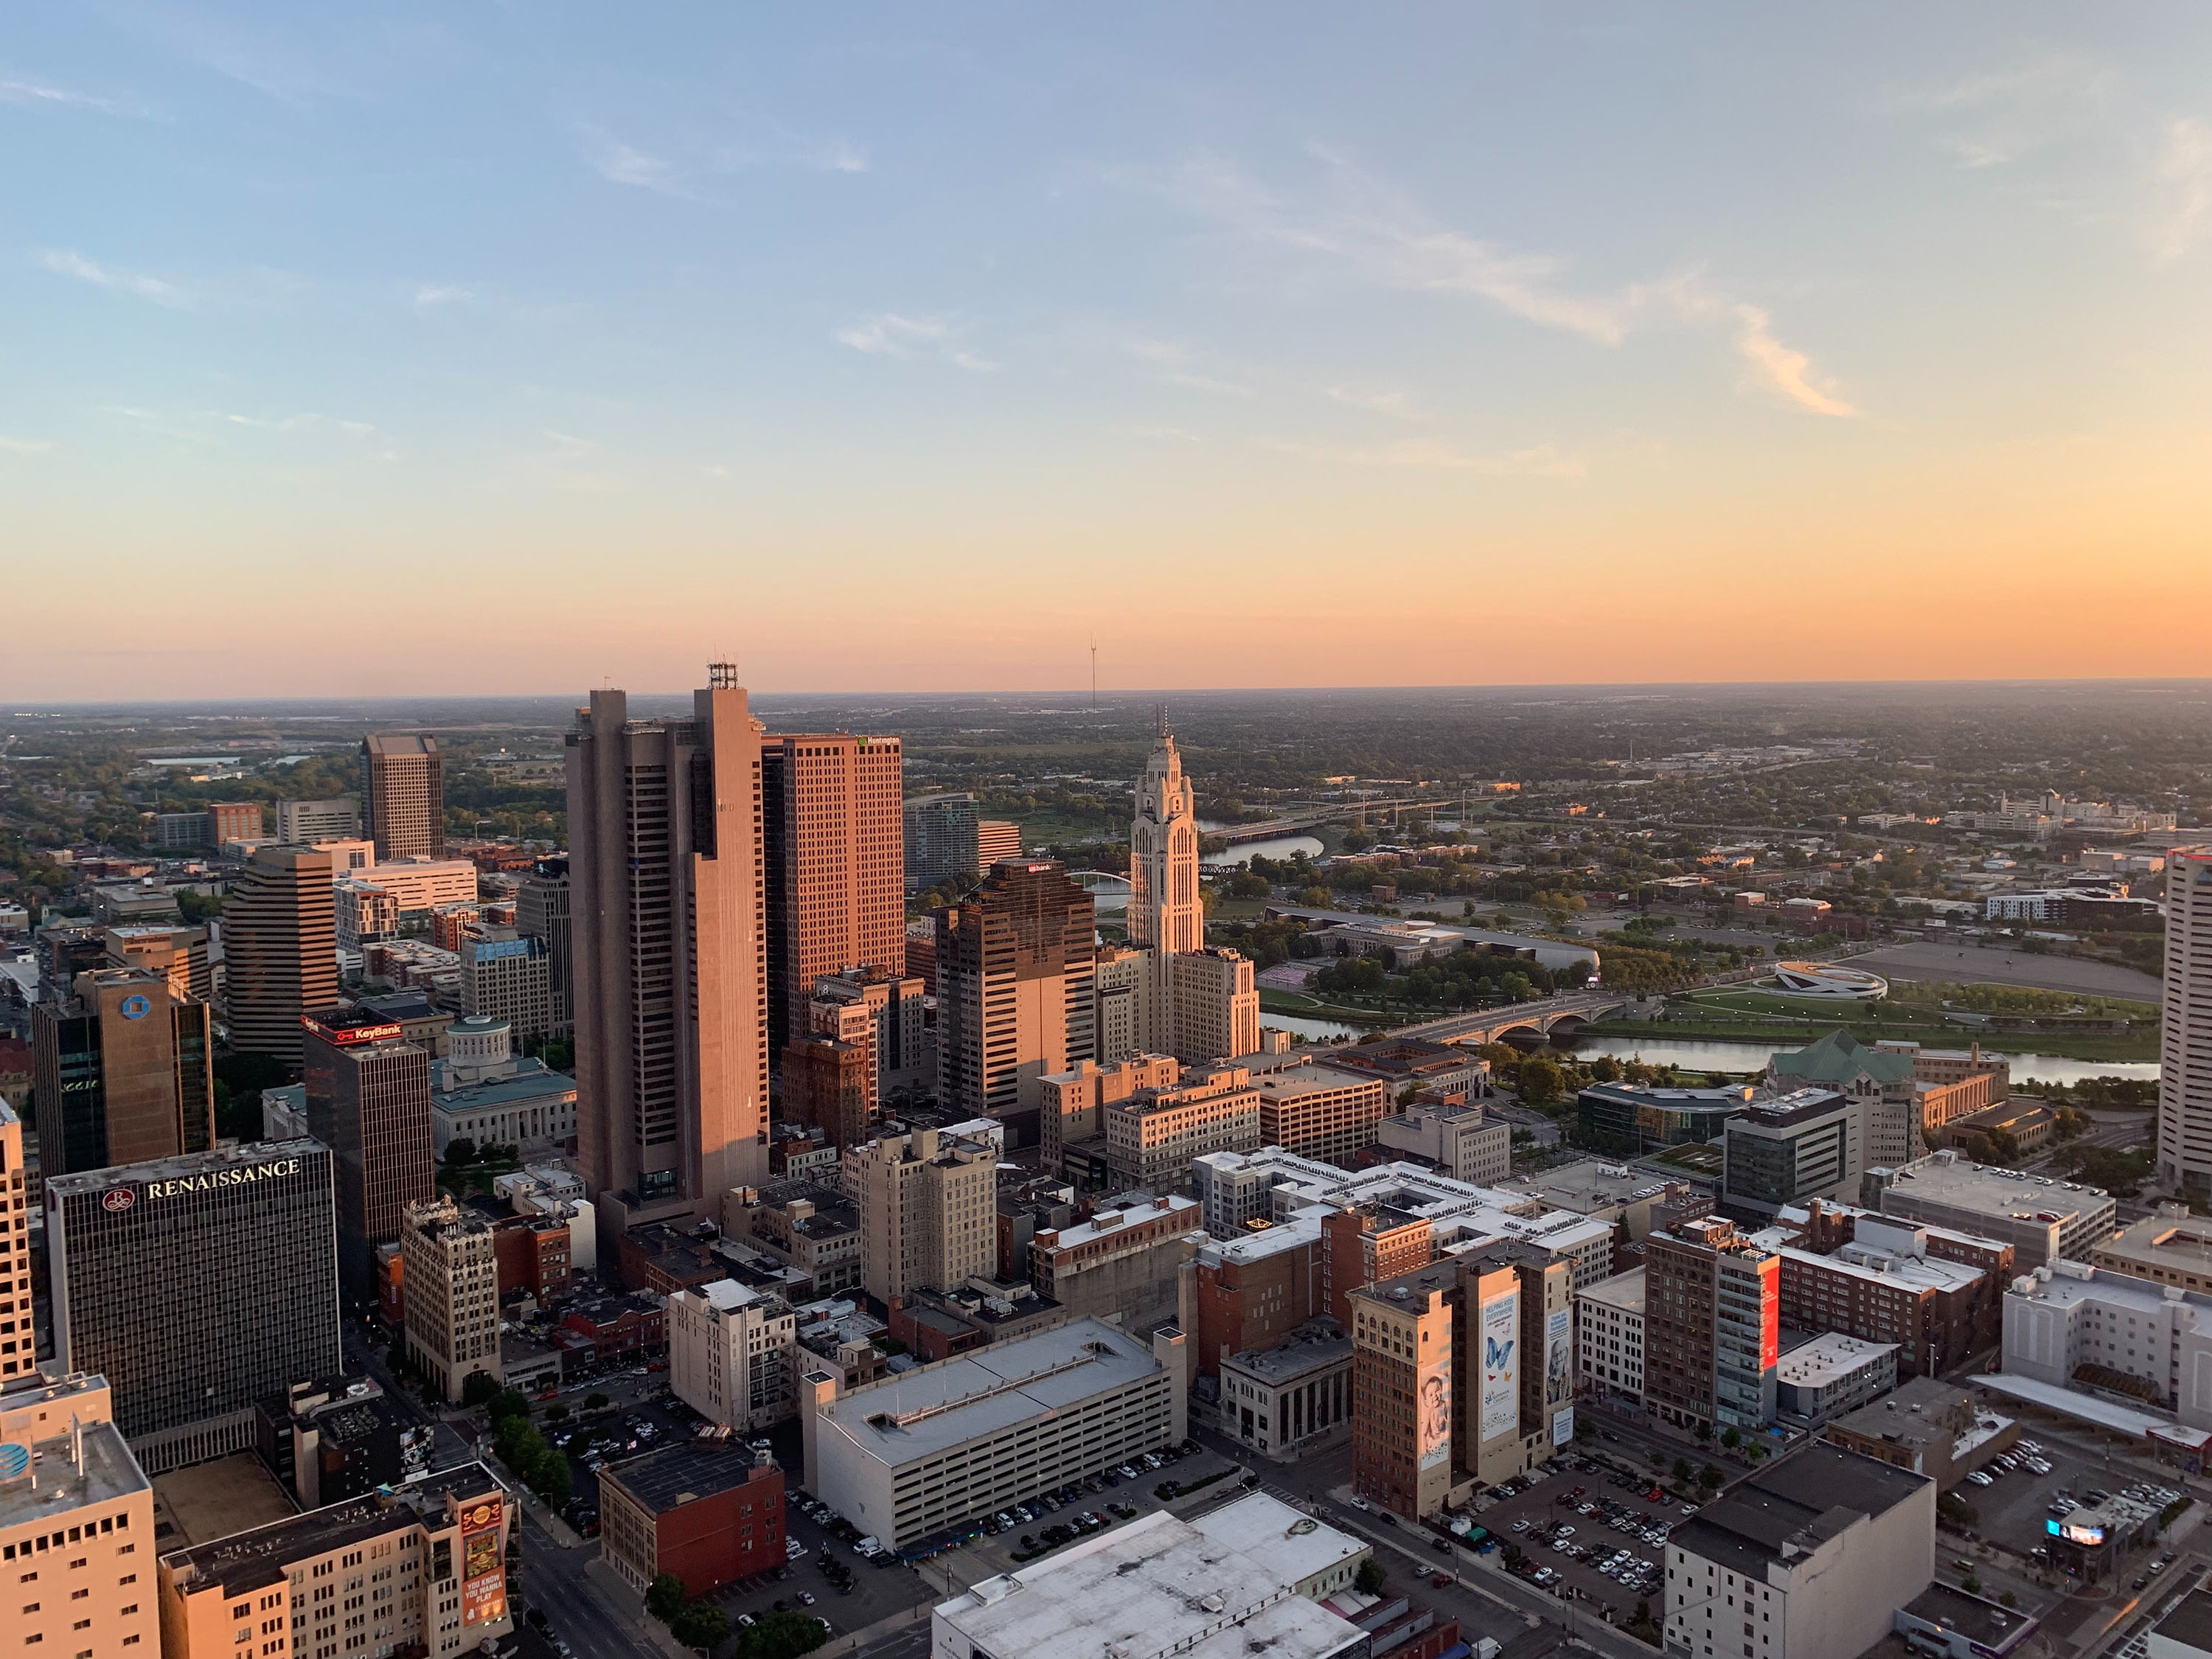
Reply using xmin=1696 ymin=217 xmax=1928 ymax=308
xmin=1771 ymin=960 xmax=1889 ymax=999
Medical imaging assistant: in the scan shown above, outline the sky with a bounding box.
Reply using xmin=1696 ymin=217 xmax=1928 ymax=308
xmin=4 ymin=3 xmax=2211 ymax=699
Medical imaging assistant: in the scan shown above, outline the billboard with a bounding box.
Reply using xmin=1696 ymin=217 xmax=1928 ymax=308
xmin=1545 ymin=1307 xmax=1573 ymax=1403
xmin=459 ymin=1495 xmax=506 ymax=1626
xmin=1551 ymin=1405 xmax=1576 ymax=1447
xmin=1480 ymin=1288 xmax=1520 ymax=1441
xmin=2048 ymin=1516 xmax=2105 ymax=1547
xmin=1417 ymin=1349 xmax=1453 ymax=1471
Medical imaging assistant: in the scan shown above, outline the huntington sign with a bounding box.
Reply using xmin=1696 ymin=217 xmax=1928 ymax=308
xmin=140 ymin=1158 xmax=303 ymax=1201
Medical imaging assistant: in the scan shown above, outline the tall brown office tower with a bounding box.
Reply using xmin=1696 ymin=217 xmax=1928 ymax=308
xmin=361 ymin=732 xmax=445 ymax=860
xmin=222 ymin=844 xmax=340 ymax=1066
xmin=760 ymin=731 xmax=905 ymax=1055
xmin=568 ymin=668 xmax=771 ymax=1232
xmin=32 ymin=967 xmax=215 ymax=1178
xmin=303 ymin=1008 xmax=437 ymax=1295
xmin=935 ymin=860 xmax=1096 ymax=1147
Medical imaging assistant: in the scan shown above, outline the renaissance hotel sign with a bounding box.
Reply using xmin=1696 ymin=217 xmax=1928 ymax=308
xmin=111 ymin=1157 xmax=304 ymax=1206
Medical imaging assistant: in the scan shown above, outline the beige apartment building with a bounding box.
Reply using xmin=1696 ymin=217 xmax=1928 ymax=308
xmin=1039 ymin=1053 xmax=1181 ymax=1173
xmin=568 ymin=669 xmax=772 ymax=1228
xmin=847 ymin=1126 xmax=997 ymax=1304
xmin=1165 ymin=947 xmax=1262 ymax=1065
xmin=1 ymin=1366 xmax=157 ymax=1659
xmin=1102 ymin=1064 xmax=1262 ymax=1193
xmin=761 ymin=732 xmax=906 ymax=1052
xmin=403 ymin=1198 xmax=504 ymax=1403
xmin=668 ymin=1279 xmax=799 ymax=1431
xmin=1248 ymin=1056 xmax=1392 ymax=1166
xmin=159 ymin=1461 xmax=515 ymax=1659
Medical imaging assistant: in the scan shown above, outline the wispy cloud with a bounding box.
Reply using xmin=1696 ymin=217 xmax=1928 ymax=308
xmin=1256 ymin=437 xmax=1585 ymax=476
xmin=0 ymin=76 xmax=148 ymax=116
xmin=1888 ymin=52 xmax=2114 ymax=169
xmin=414 ymin=282 xmax=472 ymax=307
xmin=1125 ymin=338 xmax=1253 ymax=397
xmin=0 ymin=436 xmax=53 ymax=454
xmin=1327 ymin=386 xmax=1419 ymax=420
xmin=716 ymin=127 xmax=870 ymax=175
xmin=208 ymin=411 xmax=378 ymax=437
xmin=2149 ymin=116 xmax=2212 ymax=263
xmin=1141 ymin=150 xmax=1854 ymax=416
xmin=38 ymin=248 xmax=188 ymax=307
xmin=836 ymin=313 xmax=997 ymax=370
xmin=590 ymin=139 xmax=681 ymax=194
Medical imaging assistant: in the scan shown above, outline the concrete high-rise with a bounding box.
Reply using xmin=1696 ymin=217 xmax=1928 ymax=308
xmin=303 ymin=1007 xmax=437 ymax=1293
xmin=902 ymin=792 xmax=981 ymax=891
xmin=0 ymin=1101 xmax=29 ymax=1382
xmin=761 ymin=731 xmax=905 ymax=1054
xmin=568 ymin=667 xmax=771 ymax=1231
xmin=935 ymin=860 xmax=1097 ymax=1146
xmin=517 ymin=855 xmax=573 ymax=1036
xmin=1643 ymin=1216 xmax=1781 ymax=1436
xmin=1130 ymin=716 xmax=1203 ymax=956
xmin=668 ymin=1278 xmax=798 ymax=1431
xmin=812 ymin=967 xmax=931 ymax=1099
xmin=32 ymin=967 xmax=215 ymax=1178
xmin=275 ymin=795 xmax=361 ymax=841
xmin=45 ymin=1139 xmax=341 ymax=1472
xmin=101 ymin=920 xmax=211 ymax=1002
xmin=847 ymin=1125 xmax=997 ymax=1304
xmin=402 ymin=1196 xmax=503 ymax=1402
xmin=220 ymin=843 xmax=340 ymax=1065
xmin=2160 ymin=846 xmax=2212 ymax=1192
xmin=361 ymin=733 xmax=445 ymax=860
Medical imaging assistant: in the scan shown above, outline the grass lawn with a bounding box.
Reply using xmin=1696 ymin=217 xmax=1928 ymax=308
xmin=1207 ymin=896 xmax=1270 ymax=921
xmin=1256 ymin=988 xmax=1393 ymax=1026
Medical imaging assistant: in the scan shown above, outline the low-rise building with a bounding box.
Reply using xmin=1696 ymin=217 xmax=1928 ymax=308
xmin=1862 ymin=1151 xmax=2116 ymax=1267
xmin=1376 ymin=1099 xmax=1510 ymax=1184
xmin=723 ymin=1182 xmax=863 ymax=1298
xmin=428 ymin=1015 xmax=577 ymax=1158
xmin=0 ymin=1367 xmax=158 ymax=1658
xmin=1182 ymin=1214 xmax=1325 ymax=1382
xmin=599 ymin=1445 xmax=786 ymax=1598
xmin=1722 ymin=1088 xmax=1862 ymax=1215
xmin=158 ymin=1461 xmax=515 ymax=1659
xmin=668 ymin=1279 xmax=798 ymax=1432
xmin=1773 ymin=1234 xmax=1993 ymax=1381
xmin=1575 ymin=1082 xmax=1756 ymax=1156
xmin=1030 ymin=1192 xmax=1202 ymax=1333
xmin=1663 ymin=1442 xmax=1934 ymax=1659
xmin=1322 ymin=1038 xmax=1485 ymax=1096
xmin=2003 ymin=1259 xmax=2212 ymax=1424
xmin=1102 ymin=1065 xmax=1263 ymax=1194
xmin=931 ymin=1497 xmax=1371 ymax=1659
xmin=801 ymin=1318 xmax=1186 ymax=1551
xmin=1249 ymin=1057 xmax=1392 ymax=1165
xmin=1822 ymin=1375 xmax=2017 ymax=1489
xmin=1773 ymin=1333 xmax=1899 ymax=1424
xmin=2091 ymin=1203 xmax=2212 ymax=1292
xmin=255 ymin=1375 xmax=428 ymax=1509
xmin=1576 ymin=1267 xmax=1645 ymax=1407
xmin=1219 ymin=1320 xmax=1354 ymax=1458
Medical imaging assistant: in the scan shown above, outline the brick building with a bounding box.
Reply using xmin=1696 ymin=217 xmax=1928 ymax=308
xmin=601 ymin=1447 xmax=787 ymax=1599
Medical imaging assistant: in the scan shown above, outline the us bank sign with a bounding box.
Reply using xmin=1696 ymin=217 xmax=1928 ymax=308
xmin=135 ymin=1158 xmax=303 ymax=1202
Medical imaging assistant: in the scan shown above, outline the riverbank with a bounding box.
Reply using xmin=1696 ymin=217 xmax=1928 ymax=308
xmin=1257 ymin=988 xmax=1394 ymax=1028
xmin=1573 ymin=1015 xmax=2158 ymax=1065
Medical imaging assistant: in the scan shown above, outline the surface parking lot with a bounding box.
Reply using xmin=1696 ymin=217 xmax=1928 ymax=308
xmin=1465 ymin=1455 xmax=1697 ymax=1623
xmin=930 ymin=1440 xmax=1240 ymax=1583
xmin=1958 ymin=1437 xmax=2185 ymax=1571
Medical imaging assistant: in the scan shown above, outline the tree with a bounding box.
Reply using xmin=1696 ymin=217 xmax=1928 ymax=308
xmin=1672 ymin=1458 xmax=1691 ymax=1482
xmin=1697 ymin=1466 xmax=1723 ymax=1492
xmin=738 ymin=1609 xmax=830 ymax=1659
xmin=1999 ymin=1592 xmax=2017 ymax=1609
xmin=527 ymin=1444 xmax=571 ymax=1506
xmin=672 ymin=1603 xmax=733 ymax=1650
xmin=645 ymin=1574 xmax=689 ymax=1622
xmin=1719 ymin=1427 xmax=1741 ymax=1450
xmin=1354 ymin=1557 xmax=1388 ymax=1595
xmin=461 ymin=1371 xmax=502 ymax=1409
xmin=445 ymin=1138 xmax=478 ymax=1167
xmin=1517 ymin=1054 xmax=1565 ymax=1106
xmin=488 ymin=1388 xmax=532 ymax=1424
xmin=545 ymin=1404 xmax=569 ymax=1422
xmin=585 ymin=1391 xmax=611 ymax=1411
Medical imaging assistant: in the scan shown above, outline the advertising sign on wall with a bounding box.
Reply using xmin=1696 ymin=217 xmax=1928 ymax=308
xmin=459 ymin=1496 xmax=506 ymax=1626
xmin=1545 ymin=1307 xmax=1573 ymax=1402
xmin=1480 ymin=1289 xmax=1520 ymax=1441
xmin=1552 ymin=1405 xmax=1576 ymax=1447
xmin=1417 ymin=1349 xmax=1453 ymax=1470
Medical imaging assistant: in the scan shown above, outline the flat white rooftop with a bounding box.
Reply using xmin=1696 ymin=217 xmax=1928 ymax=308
xmin=1774 ymin=1332 xmax=1898 ymax=1388
xmin=935 ymin=1501 xmax=1367 ymax=1659
xmin=1780 ymin=1243 xmax=1983 ymax=1296
xmin=1188 ymin=1491 xmax=1366 ymax=1588
xmin=1576 ymin=1267 xmax=1645 ymax=1315
xmin=1875 ymin=1155 xmax=2112 ymax=1219
xmin=821 ymin=1319 xmax=1161 ymax=1468
xmin=2006 ymin=1262 xmax=2212 ymax=1315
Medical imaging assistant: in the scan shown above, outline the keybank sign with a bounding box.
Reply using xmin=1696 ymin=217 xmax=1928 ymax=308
xmin=134 ymin=1158 xmax=303 ymax=1203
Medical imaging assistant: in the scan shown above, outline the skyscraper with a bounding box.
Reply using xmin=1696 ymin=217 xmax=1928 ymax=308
xmin=517 ymin=855 xmax=573 ymax=1037
xmin=902 ymin=792 xmax=981 ymax=891
xmin=2161 ymin=846 xmax=2212 ymax=1193
xmin=45 ymin=1138 xmax=341 ymax=1472
xmin=1130 ymin=715 xmax=1203 ymax=956
xmin=567 ymin=667 xmax=770 ymax=1231
xmin=935 ymin=860 xmax=1097 ymax=1145
xmin=0 ymin=1100 xmax=30 ymax=1382
xmin=761 ymin=731 xmax=905 ymax=1053
xmin=221 ymin=843 xmax=340 ymax=1065
xmin=303 ymin=1007 xmax=437 ymax=1293
xmin=32 ymin=966 xmax=215 ymax=1178
xmin=360 ymin=732 xmax=445 ymax=860
xmin=402 ymin=1196 xmax=503 ymax=1402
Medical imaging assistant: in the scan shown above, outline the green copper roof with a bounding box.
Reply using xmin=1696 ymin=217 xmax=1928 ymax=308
xmin=1767 ymin=1028 xmax=1914 ymax=1085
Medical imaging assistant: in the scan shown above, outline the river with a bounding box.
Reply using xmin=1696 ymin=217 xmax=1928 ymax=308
xmin=1200 ymin=833 xmax=1324 ymax=869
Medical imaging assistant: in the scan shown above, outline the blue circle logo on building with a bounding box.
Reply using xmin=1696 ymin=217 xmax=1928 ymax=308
xmin=119 ymin=995 xmax=152 ymax=1020
xmin=0 ymin=1443 xmax=29 ymax=1480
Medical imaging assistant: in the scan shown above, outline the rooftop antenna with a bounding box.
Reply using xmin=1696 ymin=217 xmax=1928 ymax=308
xmin=1156 ymin=702 xmax=1169 ymax=739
